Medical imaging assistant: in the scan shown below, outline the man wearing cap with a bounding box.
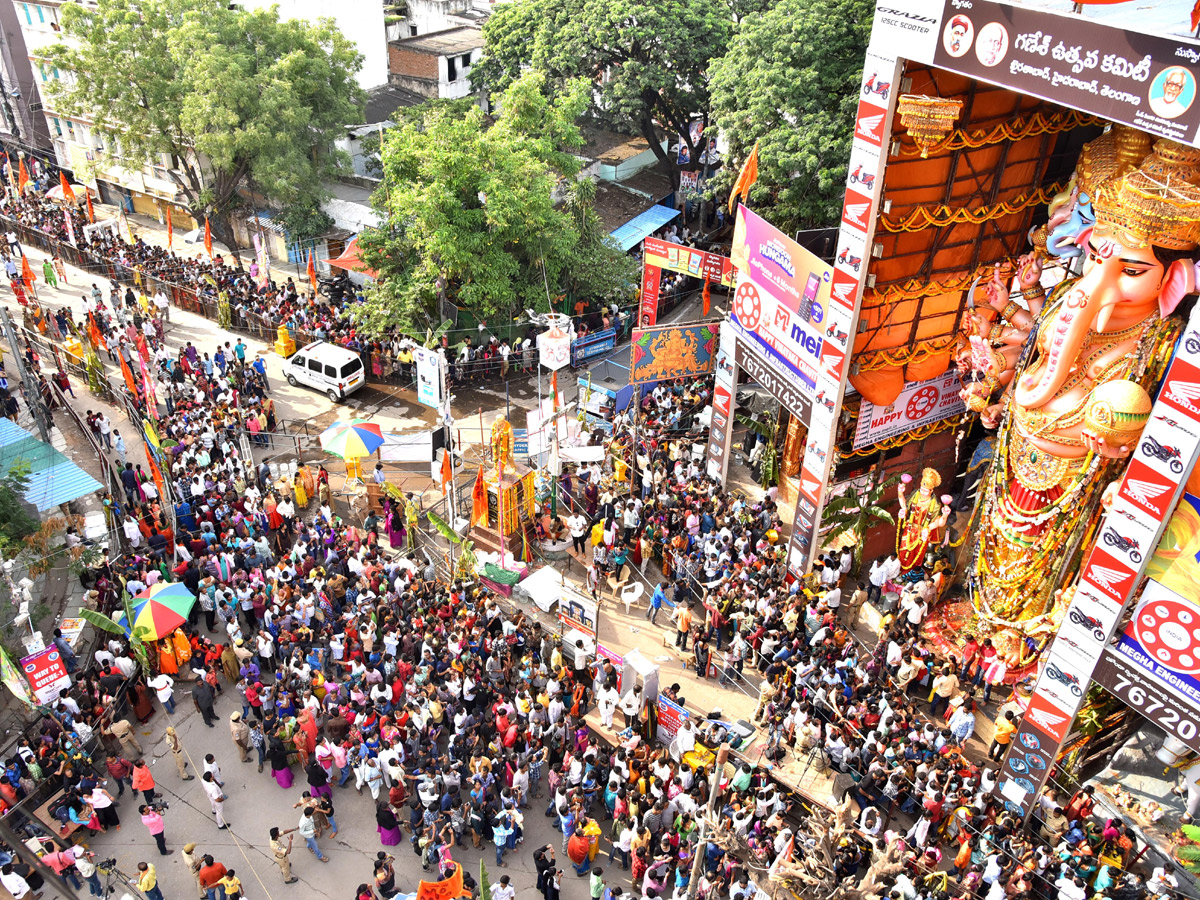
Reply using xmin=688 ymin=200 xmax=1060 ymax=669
xmin=181 ymin=843 xmax=205 ymax=899
xmin=165 ymin=727 xmax=192 ymax=779
xmin=228 ymin=712 xmax=251 ymax=763
xmin=269 ymin=827 xmax=299 ymax=884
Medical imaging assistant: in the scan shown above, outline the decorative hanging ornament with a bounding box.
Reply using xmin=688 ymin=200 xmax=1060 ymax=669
xmin=897 ymin=94 xmax=964 ymax=158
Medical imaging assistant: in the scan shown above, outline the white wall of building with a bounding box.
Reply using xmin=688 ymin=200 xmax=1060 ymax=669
xmin=244 ymin=0 xmax=388 ymax=90
xmin=437 ymin=47 xmax=481 ymax=99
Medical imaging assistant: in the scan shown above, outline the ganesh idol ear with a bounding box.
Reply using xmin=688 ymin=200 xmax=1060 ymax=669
xmin=1159 ymin=258 xmax=1198 ymax=318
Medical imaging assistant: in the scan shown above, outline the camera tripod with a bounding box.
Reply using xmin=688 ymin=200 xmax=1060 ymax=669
xmin=96 ymin=858 xmax=137 ymax=900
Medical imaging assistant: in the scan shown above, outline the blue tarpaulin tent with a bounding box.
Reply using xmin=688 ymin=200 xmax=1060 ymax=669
xmin=0 ymin=418 xmax=103 ymax=511
xmin=609 ymin=204 xmax=681 ymax=253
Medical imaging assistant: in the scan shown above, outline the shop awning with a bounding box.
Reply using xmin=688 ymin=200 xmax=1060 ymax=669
xmin=0 ymin=419 xmax=103 ymax=512
xmin=324 ymin=237 xmax=378 ymax=279
xmin=610 ymin=204 xmax=681 ymax=252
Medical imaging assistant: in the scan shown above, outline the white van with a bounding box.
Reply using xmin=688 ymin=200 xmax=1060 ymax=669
xmin=285 ymin=341 xmax=366 ymax=402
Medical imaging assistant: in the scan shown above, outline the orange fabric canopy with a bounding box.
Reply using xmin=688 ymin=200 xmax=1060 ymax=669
xmin=324 ymin=237 xmax=377 ymax=279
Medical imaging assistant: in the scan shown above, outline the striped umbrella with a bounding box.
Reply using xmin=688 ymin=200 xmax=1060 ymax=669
xmin=319 ymin=419 xmax=385 ymax=459
xmin=130 ymin=582 xmax=196 ymax=641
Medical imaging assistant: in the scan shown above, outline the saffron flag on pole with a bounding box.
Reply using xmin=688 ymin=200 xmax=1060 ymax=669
xmin=727 ymin=141 xmax=759 ymax=213
xmin=471 ymin=465 xmax=489 ymax=527
xmin=203 ymin=217 xmax=213 ymax=258
xmin=20 ymin=254 xmax=34 ymax=289
xmin=165 ymin=205 xmax=173 ymax=250
xmin=17 ymin=158 xmax=28 ymax=194
xmin=307 ymin=249 xmax=318 ymax=295
xmin=85 ymin=191 xmax=95 ymax=224
xmin=3 ymin=155 xmax=14 ymax=193
xmin=58 ymin=172 xmax=75 ymax=204
xmin=118 ymin=353 xmax=139 ymax=400
xmin=441 ymin=447 xmax=453 ymax=493
xmin=87 ymin=313 xmax=107 ymax=352
xmin=702 ymin=275 xmax=712 ymax=317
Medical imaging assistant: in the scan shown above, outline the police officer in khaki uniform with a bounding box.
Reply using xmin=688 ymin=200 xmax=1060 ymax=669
xmin=180 ymin=843 xmax=204 ymax=899
xmin=269 ymin=827 xmax=298 ymax=884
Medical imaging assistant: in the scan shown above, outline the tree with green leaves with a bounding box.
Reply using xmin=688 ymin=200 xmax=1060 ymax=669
xmin=819 ymin=473 xmax=901 ymax=567
xmin=473 ymin=0 xmax=733 ymax=184
xmin=708 ymin=0 xmax=872 ymax=233
xmin=355 ymin=74 xmax=636 ymax=332
xmin=46 ymin=0 xmax=366 ymax=257
xmin=0 ymin=461 xmax=38 ymax=555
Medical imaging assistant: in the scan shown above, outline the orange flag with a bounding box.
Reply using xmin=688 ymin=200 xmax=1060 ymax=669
xmin=20 ymin=254 xmax=34 ymax=289
xmin=118 ymin=352 xmax=138 ymax=399
xmin=441 ymin=448 xmax=453 ymax=493
xmin=727 ymin=140 xmax=759 ymax=213
xmin=471 ymin=465 xmax=489 ymax=527
xmin=702 ymin=275 xmax=712 ymax=317
xmin=307 ymin=249 xmax=318 ymax=294
xmin=87 ymin=313 xmax=107 ymax=352
xmin=1193 ymin=0 xmax=1200 ymax=31
xmin=58 ymin=172 xmax=75 ymax=204
xmin=85 ymin=191 xmax=95 ymax=223
xmin=203 ymin=217 xmax=213 ymax=258
xmin=17 ymin=158 xmax=28 ymax=194
xmin=145 ymin=444 xmax=166 ymax=498
xmin=165 ymin=205 xmax=173 ymax=250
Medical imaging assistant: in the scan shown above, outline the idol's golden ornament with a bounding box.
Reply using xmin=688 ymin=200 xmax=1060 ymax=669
xmin=897 ymin=95 xmax=964 ymax=158
xmin=1082 ymin=380 xmax=1152 ymax=446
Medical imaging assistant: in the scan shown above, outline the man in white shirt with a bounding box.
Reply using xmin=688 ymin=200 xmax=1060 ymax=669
xmin=0 ymin=864 xmax=34 ymax=899
xmin=567 ymin=512 xmax=588 ymax=555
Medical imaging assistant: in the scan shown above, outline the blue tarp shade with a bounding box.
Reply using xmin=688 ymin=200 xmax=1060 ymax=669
xmin=0 ymin=418 xmax=103 ymax=512
xmin=610 ymin=204 xmax=681 ymax=252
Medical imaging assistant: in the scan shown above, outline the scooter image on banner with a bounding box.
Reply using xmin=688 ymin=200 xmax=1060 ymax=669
xmin=848 ymin=164 xmax=876 ymax=189
xmin=837 ymin=247 xmax=862 ymax=272
xmin=862 ymin=72 xmax=890 ymax=99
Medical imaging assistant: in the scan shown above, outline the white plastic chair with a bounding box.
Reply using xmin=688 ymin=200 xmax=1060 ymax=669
xmin=620 ymin=582 xmax=645 ymax=616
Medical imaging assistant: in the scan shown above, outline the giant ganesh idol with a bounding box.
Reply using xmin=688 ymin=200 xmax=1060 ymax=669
xmin=961 ymin=130 xmax=1200 ymax=650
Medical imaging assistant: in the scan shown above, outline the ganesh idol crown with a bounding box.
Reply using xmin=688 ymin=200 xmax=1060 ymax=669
xmin=960 ymin=126 xmax=1200 ymax=652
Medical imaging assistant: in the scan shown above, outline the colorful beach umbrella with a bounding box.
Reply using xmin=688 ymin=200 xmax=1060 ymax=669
xmin=130 ymin=582 xmax=196 ymax=641
xmin=319 ymin=419 xmax=385 ymax=459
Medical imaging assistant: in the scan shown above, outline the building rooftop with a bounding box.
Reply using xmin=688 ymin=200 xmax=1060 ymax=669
xmin=363 ymin=83 xmax=426 ymax=124
xmin=579 ymin=128 xmax=653 ymax=165
xmin=389 ymin=26 xmax=483 ymax=55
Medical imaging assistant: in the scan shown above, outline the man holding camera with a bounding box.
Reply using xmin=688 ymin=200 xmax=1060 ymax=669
xmin=140 ymin=803 xmax=169 ymax=855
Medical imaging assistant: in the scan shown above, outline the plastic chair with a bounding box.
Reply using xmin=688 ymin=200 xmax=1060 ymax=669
xmin=620 ymin=582 xmax=645 ymax=615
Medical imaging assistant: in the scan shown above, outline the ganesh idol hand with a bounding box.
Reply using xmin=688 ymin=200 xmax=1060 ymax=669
xmin=1081 ymin=429 xmax=1132 ymax=460
xmin=980 ymin=404 xmax=1004 ymax=429
xmin=984 ymin=263 xmax=1010 ymax=311
xmin=1015 ymin=252 xmax=1043 ymax=290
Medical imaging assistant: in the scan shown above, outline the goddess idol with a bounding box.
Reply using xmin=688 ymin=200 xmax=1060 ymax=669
xmin=960 ymin=130 xmax=1200 ymax=642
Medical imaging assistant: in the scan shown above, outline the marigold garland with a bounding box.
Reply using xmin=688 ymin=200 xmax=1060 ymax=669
xmin=853 ymin=335 xmax=960 ymax=372
xmin=866 ymin=260 xmax=1019 ymax=304
xmin=895 ymin=109 xmax=1107 ymax=158
xmin=880 ymin=181 xmax=1067 ymax=233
